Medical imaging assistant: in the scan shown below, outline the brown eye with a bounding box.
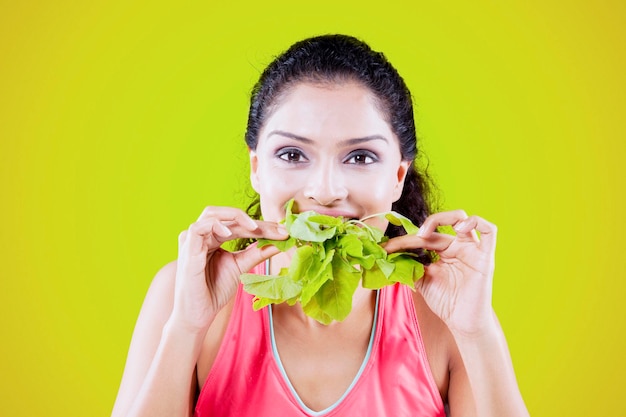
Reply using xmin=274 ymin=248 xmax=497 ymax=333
xmin=345 ymin=150 xmax=377 ymax=165
xmin=277 ymin=148 xmax=307 ymax=163
xmin=286 ymin=152 xmax=301 ymax=161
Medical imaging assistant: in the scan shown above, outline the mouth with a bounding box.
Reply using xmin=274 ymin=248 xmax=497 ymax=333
xmin=284 ymin=200 xmax=360 ymax=222
xmin=302 ymin=208 xmax=359 ymax=219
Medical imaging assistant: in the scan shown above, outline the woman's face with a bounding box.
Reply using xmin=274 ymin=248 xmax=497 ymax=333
xmin=250 ymin=81 xmax=410 ymax=231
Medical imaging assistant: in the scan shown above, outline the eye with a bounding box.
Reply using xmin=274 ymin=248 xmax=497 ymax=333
xmin=277 ymin=148 xmax=308 ymax=163
xmin=344 ymin=150 xmax=378 ymax=165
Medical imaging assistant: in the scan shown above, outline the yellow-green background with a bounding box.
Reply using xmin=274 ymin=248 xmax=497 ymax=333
xmin=1 ymin=1 xmax=624 ymax=416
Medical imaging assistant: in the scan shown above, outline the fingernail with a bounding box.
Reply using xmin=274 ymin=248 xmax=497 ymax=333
xmin=219 ymin=223 xmax=232 ymax=237
xmin=277 ymin=225 xmax=289 ymax=235
xmin=247 ymin=218 xmax=259 ymax=230
xmin=453 ymin=221 xmax=467 ymax=232
xmin=417 ymin=227 xmax=426 ymax=237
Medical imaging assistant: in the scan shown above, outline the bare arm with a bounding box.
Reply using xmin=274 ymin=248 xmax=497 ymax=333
xmin=386 ymin=211 xmax=529 ymax=417
xmin=111 ymin=207 xmax=287 ymax=417
xmin=111 ymin=261 xmax=204 ymax=417
xmin=444 ymin=310 xmax=527 ymax=417
xmin=448 ymin=312 xmax=528 ymax=417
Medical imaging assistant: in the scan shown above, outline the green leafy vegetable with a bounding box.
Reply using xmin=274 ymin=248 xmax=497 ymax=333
xmin=240 ymin=199 xmax=425 ymax=324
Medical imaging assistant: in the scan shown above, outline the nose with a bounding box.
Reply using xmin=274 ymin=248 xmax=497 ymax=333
xmin=303 ymin=160 xmax=348 ymax=206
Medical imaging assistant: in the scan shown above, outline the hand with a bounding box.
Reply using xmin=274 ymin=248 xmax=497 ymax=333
xmin=383 ymin=210 xmax=497 ymax=336
xmin=170 ymin=206 xmax=288 ymax=333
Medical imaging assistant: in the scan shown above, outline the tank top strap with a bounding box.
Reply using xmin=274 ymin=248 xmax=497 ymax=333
xmin=195 ymin=261 xmax=277 ymax=416
xmin=372 ymin=283 xmax=445 ymax=415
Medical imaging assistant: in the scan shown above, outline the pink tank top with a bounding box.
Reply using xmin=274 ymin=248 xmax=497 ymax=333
xmin=194 ymin=262 xmax=445 ymax=417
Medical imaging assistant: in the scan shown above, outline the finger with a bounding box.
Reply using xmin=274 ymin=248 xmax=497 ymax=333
xmin=196 ymin=206 xmax=289 ymax=241
xmin=183 ymin=218 xmax=226 ymax=256
xmin=178 ymin=230 xmax=188 ymax=256
xmin=233 ymin=242 xmax=282 ymax=274
xmin=417 ymin=210 xmax=469 ymax=238
xmin=382 ymin=232 xmax=455 ymax=254
xmin=186 ymin=218 xmax=237 ymax=254
xmin=203 ymin=219 xmax=288 ymax=242
xmin=183 ymin=218 xmax=289 ymax=258
xmin=249 ymin=220 xmax=289 ymax=240
xmin=197 ymin=206 xmax=259 ymax=232
xmin=453 ymin=215 xmax=497 ymax=253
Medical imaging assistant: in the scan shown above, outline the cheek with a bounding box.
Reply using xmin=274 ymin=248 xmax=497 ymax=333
xmin=348 ymin=171 xmax=397 ymax=230
xmin=352 ymin=170 xmax=398 ymax=206
xmin=256 ymin=165 xmax=302 ymax=222
xmin=366 ymin=182 xmax=395 ymax=202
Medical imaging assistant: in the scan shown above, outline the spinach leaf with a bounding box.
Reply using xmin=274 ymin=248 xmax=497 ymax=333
xmin=240 ymin=199 xmax=426 ymax=324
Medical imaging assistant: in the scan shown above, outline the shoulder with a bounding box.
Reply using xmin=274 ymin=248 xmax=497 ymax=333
xmin=135 ymin=260 xmax=177 ymax=321
xmin=149 ymin=260 xmax=178 ymax=293
xmin=124 ymin=261 xmax=179 ymax=357
xmin=411 ymin=289 xmax=455 ymax=401
xmin=196 ymin=290 xmax=237 ymax=390
xmin=139 ymin=260 xmax=178 ymax=322
xmin=139 ymin=260 xmax=238 ymax=389
xmin=111 ymin=261 xmax=179 ymax=416
xmin=411 ymin=290 xmax=476 ymax=411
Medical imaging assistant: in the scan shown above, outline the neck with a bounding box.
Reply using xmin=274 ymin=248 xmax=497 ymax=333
xmin=267 ymin=253 xmax=377 ymax=328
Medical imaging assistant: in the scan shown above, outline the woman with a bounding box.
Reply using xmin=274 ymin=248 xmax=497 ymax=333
xmin=112 ymin=34 xmax=529 ymax=417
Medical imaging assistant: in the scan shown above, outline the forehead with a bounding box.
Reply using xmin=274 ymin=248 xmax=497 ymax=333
xmin=259 ymin=81 xmax=395 ymax=143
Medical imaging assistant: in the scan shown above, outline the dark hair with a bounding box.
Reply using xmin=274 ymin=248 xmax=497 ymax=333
xmin=238 ymin=34 xmax=438 ymax=263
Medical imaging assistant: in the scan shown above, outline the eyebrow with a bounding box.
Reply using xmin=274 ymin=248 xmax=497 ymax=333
xmin=267 ymin=130 xmax=389 ymax=145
